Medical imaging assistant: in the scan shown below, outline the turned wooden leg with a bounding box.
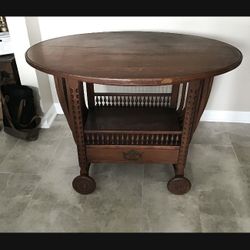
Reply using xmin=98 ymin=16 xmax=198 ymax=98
xmin=168 ymin=80 xmax=201 ymax=195
xmin=56 ymin=76 xmax=96 ymax=194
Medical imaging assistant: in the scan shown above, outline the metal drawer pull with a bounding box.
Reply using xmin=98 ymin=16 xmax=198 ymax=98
xmin=123 ymin=150 xmax=142 ymax=161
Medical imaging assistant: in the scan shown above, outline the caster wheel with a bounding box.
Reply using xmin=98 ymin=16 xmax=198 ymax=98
xmin=72 ymin=175 xmax=96 ymax=194
xmin=167 ymin=176 xmax=191 ymax=195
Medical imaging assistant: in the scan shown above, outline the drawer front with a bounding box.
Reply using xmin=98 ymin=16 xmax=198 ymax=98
xmin=86 ymin=145 xmax=179 ymax=164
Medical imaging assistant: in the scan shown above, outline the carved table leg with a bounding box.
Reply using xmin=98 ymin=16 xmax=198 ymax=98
xmin=168 ymin=80 xmax=201 ymax=195
xmin=55 ymin=76 xmax=95 ymax=194
xmin=54 ymin=76 xmax=76 ymax=142
xmin=191 ymin=77 xmax=214 ymax=138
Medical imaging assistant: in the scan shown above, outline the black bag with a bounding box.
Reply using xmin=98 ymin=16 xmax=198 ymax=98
xmin=0 ymin=84 xmax=41 ymax=141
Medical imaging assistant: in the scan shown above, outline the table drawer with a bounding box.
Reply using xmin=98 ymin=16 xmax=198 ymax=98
xmin=86 ymin=145 xmax=179 ymax=164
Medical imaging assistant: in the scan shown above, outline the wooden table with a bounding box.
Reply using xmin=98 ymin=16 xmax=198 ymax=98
xmin=25 ymin=32 xmax=242 ymax=195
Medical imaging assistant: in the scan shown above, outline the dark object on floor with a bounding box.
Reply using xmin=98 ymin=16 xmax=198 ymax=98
xmin=0 ymin=84 xmax=41 ymax=141
xmin=0 ymin=54 xmax=21 ymax=130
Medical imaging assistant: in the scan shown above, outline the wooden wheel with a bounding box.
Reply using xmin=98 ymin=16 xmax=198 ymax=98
xmin=167 ymin=176 xmax=191 ymax=195
xmin=72 ymin=175 xmax=96 ymax=194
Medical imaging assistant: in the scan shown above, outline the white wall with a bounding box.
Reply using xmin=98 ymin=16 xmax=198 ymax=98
xmin=6 ymin=17 xmax=38 ymax=89
xmin=25 ymin=17 xmax=54 ymax=114
xmin=6 ymin=17 xmax=56 ymax=128
xmin=37 ymin=17 xmax=250 ymax=116
xmin=5 ymin=17 xmax=250 ymax=125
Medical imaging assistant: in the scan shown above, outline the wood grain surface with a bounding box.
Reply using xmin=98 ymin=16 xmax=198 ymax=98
xmin=25 ymin=31 xmax=242 ymax=85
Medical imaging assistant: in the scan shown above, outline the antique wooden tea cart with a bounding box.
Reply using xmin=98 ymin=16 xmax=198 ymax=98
xmin=25 ymin=32 xmax=242 ymax=195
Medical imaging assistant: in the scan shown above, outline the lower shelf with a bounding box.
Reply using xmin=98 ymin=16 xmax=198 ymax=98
xmin=85 ymin=107 xmax=181 ymax=131
xmin=84 ymin=107 xmax=182 ymax=146
xmin=86 ymin=145 xmax=179 ymax=164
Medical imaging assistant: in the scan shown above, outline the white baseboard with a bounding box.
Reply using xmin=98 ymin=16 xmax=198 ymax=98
xmin=54 ymin=102 xmax=63 ymax=114
xmin=201 ymin=110 xmax=250 ymax=123
xmin=40 ymin=104 xmax=58 ymax=128
xmin=52 ymin=102 xmax=250 ymax=125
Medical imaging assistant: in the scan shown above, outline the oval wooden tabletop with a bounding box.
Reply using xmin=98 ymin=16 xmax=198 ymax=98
xmin=25 ymin=31 xmax=242 ymax=85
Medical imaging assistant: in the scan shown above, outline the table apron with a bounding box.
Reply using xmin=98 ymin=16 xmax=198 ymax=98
xmin=86 ymin=145 xmax=179 ymax=164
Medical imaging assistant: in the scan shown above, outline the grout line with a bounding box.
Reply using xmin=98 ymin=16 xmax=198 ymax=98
xmin=231 ymin=143 xmax=241 ymax=165
xmin=191 ymin=142 xmax=234 ymax=148
xmin=0 ymin=171 xmax=42 ymax=176
xmin=228 ymin=134 xmax=242 ymax=166
xmin=0 ymin=136 xmax=20 ymax=167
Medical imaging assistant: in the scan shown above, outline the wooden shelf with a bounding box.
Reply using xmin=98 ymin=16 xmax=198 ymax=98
xmin=84 ymin=107 xmax=182 ymax=146
xmin=84 ymin=107 xmax=181 ymax=133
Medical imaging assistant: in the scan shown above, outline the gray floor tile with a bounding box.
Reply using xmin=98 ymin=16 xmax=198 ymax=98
xmin=237 ymin=164 xmax=250 ymax=216
xmin=142 ymin=182 xmax=201 ymax=232
xmin=1 ymin=173 xmax=41 ymax=198
xmin=87 ymin=164 xmax=144 ymax=232
xmin=229 ymin=134 xmax=250 ymax=164
xmin=0 ymin=136 xmax=60 ymax=175
xmin=187 ymin=144 xmax=242 ymax=188
xmin=143 ymin=163 xmax=174 ymax=183
xmin=49 ymin=137 xmax=80 ymax=174
xmin=0 ymin=173 xmax=41 ymax=232
xmin=1 ymin=115 xmax=250 ymax=232
xmin=31 ymin=169 xmax=80 ymax=205
xmin=233 ymin=144 xmax=250 ymax=165
xmin=0 ymin=173 xmax=11 ymax=191
xmin=223 ymin=122 xmax=250 ymax=137
xmin=236 ymin=217 xmax=250 ymax=232
xmin=188 ymin=144 xmax=239 ymax=170
xmin=191 ymin=122 xmax=231 ymax=146
xmin=0 ymin=132 xmax=18 ymax=163
xmin=187 ymin=144 xmax=249 ymax=217
xmin=198 ymin=188 xmax=245 ymax=217
xmin=200 ymin=213 xmax=243 ymax=232
xmin=14 ymin=199 xmax=58 ymax=232
xmin=0 ymin=196 xmax=31 ymax=232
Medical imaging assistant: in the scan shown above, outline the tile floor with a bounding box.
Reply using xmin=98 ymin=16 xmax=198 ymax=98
xmin=0 ymin=115 xmax=250 ymax=232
